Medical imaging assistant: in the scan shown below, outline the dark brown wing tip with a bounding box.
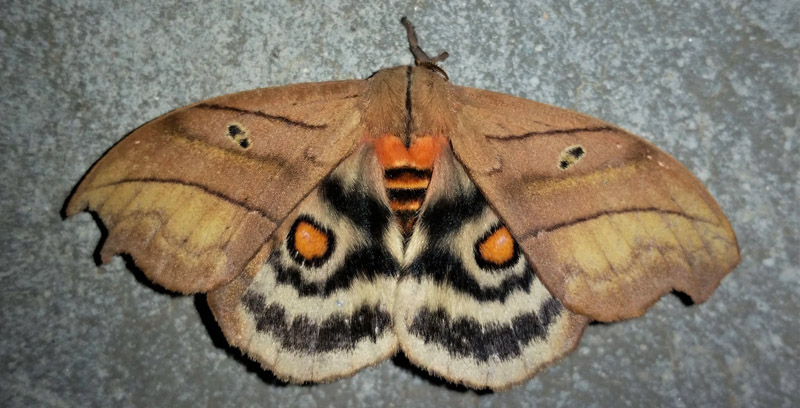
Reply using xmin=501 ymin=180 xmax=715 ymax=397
xmin=400 ymin=17 xmax=450 ymax=80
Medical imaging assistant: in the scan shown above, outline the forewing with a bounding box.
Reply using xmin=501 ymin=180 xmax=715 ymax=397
xmin=207 ymin=145 xmax=403 ymax=383
xmin=65 ymin=80 xmax=365 ymax=293
xmin=450 ymin=86 xmax=740 ymax=321
xmin=394 ymin=149 xmax=589 ymax=391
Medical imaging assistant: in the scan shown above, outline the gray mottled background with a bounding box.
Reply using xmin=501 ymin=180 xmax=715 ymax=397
xmin=2 ymin=1 xmax=798 ymax=407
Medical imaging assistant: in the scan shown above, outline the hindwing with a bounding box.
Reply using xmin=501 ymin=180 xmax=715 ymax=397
xmin=207 ymin=146 xmax=403 ymax=382
xmin=394 ymin=148 xmax=590 ymax=390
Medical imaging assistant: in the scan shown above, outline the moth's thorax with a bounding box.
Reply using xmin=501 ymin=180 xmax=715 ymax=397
xmin=374 ymin=134 xmax=446 ymax=235
xmin=363 ymin=65 xmax=456 ymax=148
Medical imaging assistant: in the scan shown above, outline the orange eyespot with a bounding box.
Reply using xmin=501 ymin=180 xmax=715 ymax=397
xmin=287 ymin=217 xmax=334 ymax=266
xmin=475 ymin=225 xmax=519 ymax=269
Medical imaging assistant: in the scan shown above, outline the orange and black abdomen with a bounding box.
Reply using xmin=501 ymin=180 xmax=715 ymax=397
xmin=384 ymin=166 xmax=432 ymax=234
xmin=374 ymin=135 xmax=444 ymax=236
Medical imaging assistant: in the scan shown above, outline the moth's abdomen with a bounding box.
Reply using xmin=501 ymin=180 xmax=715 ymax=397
xmin=374 ymin=134 xmax=445 ymax=236
xmin=384 ymin=167 xmax=431 ymax=234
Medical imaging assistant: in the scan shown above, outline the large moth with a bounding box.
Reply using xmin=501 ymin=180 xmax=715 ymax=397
xmin=64 ymin=18 xmax=739 ymax=390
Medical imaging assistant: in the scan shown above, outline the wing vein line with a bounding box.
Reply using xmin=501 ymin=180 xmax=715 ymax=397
xmin=485 ymin=126 xmax=623 ymax=141
xmin=667 ymin=193 xmax=718 ymax=264
xmin=521 ymin=207 xmax=716 ymax=240
xmin=195 ymin=103 xmax=328 ymax=129
xmin=96 ymin=178 xmax=279 ymax=223
xmin=647 ymin=182 xmax=706 ymax=270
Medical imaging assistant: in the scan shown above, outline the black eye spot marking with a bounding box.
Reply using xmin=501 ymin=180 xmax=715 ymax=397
xmin=286 ymin=215 xmax=335 ymax=268
xmin=226 ymin=123 xmax=251 ymax=149
xmin=228 ymin=124 xmax=243 ymax=136
xmin=568 ymin=146 xmax=584 ymax=158
xmin=558 ymin=145 xmax=585 ymax=170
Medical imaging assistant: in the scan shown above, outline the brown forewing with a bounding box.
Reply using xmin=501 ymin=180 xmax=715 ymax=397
xmin=65 ymin=80 xmax=366 ymax=293
xmin=450 ymin=86 xmax=740 ymax=321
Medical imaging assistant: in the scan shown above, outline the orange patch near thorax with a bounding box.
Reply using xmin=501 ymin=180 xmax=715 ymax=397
xmin=374 ymin=134 xmax=445 ymax=170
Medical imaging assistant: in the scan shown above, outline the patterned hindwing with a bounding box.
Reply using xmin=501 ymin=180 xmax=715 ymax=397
xmin=207 ymin=145 xmax=404 ymax=383
xmin=394 ymin=149 xmax=590 ymax=391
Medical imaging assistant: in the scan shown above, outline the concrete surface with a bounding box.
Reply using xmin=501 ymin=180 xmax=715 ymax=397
xmin=1 ymin=1 xmax=798 ymax=407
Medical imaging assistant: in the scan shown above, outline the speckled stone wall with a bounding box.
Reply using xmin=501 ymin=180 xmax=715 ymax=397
xmin=2 ymin=1 xmax=798 ymax=407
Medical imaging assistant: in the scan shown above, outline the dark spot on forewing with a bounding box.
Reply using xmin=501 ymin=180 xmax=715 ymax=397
xmin=225 ymin=123 xmax=251 ymax=149
xmin=558 ymin=144 xmax=585 ymax=170
xmin=568 ymin=146 xmax=585 ymax=158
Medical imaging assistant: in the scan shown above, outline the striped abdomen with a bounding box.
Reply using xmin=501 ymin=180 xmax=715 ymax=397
xmin=384 ymin=167 xmax=432 ymax=235
xmin=374 ymin=135 xmax=444 ymax=237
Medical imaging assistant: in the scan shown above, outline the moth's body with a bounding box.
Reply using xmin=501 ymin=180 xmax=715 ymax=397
xmin=376 ymin=133 xmax=441 ymax=235
xmin=65 ymin=24 xmax=739 ymax=391
xmin=355 ymin=66 xmax=445 ymax=236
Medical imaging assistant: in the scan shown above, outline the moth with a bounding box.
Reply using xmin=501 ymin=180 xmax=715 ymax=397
xmin=64 ymin=18 xmax=739 ymax=390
